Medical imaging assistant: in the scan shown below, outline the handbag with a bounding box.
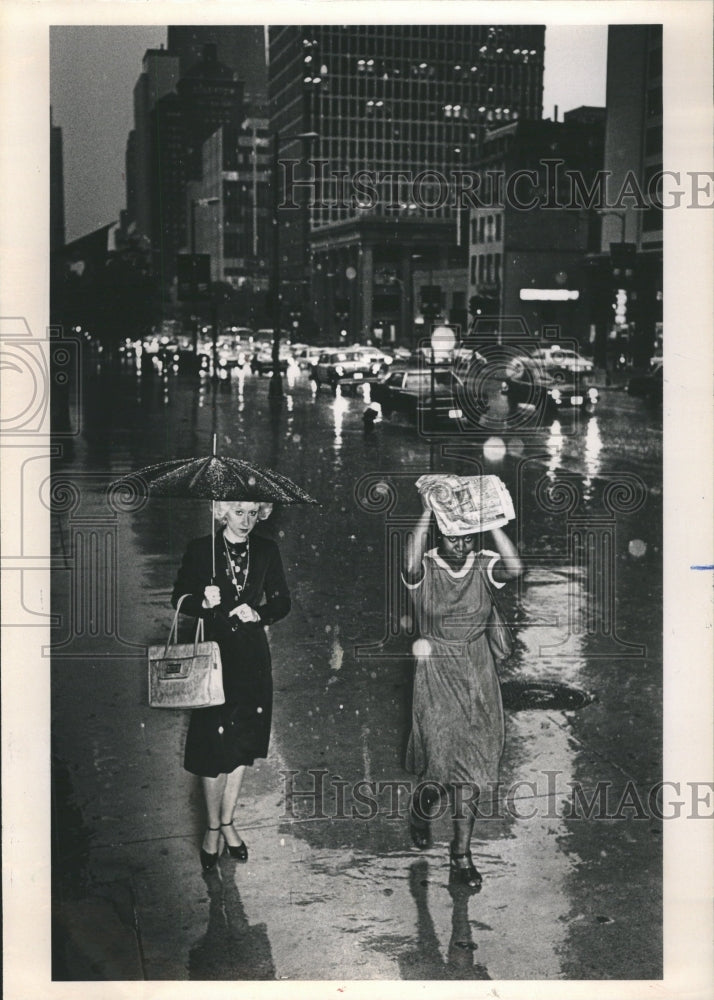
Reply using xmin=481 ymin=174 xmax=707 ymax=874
xmin=484 ymin=583 xmax=514 ymax=663
xmin=148 ymin=595 xmax=225 ymax=708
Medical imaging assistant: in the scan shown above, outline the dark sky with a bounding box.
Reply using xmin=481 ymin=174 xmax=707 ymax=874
xmin=50 ymin=24 xmax=607 ymax=244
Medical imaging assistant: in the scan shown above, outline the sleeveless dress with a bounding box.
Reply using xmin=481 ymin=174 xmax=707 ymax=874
xmin=404 ymin=548 xmax=506 ymax=789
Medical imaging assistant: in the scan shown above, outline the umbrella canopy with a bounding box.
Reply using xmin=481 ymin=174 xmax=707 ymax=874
xmin=119 ymin=454 xmax=318 ymax=505
xmin=113 ymin=440 xmax=319 ymax=579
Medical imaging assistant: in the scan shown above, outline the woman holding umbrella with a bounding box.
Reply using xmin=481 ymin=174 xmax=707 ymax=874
xmin=171 ymin=499 xmax=291 ymax=870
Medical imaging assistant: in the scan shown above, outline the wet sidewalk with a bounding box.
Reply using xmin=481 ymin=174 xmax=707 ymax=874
xmin=50 ymin=366 xmax=663 ymax=982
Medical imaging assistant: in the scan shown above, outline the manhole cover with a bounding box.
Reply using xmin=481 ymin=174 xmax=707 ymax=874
xmin=500 ymin=678 xmax=594 ymax=711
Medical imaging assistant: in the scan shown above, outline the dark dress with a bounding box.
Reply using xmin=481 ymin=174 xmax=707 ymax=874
xmin=404 ymin=548 xmax=506 ymax=789
xmin=171 ymin=529 xmax=291 ymax=777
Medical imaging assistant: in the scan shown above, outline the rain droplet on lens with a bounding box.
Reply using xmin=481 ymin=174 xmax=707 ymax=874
xmin=483 ymin=436 xmax=507 ymax=461
xmin=628 ymin=539 xmax=647 ymax=558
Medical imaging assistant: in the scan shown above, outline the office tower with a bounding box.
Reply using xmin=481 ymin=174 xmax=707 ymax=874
xmin=126 ymin=38 xmax=249 ymax=289
xmin=602 ymin=25 xmax=662 ymax=254
xmin=167 ymin=25 xmax=267 ymax=104
xmin=176 ymin=43 xmax=245 ymax=182
xmin=189 ymin=118 xmax=272 ymax=320
xmin=598 ymin=24 xmax=662 ymax=364
xmin=268 ymin=24 xmax=545 ymax=343
xmin=467 ymin=113 xmax=605 ymax=343
xmin=131 ymin=46 xmax=180 ymax=241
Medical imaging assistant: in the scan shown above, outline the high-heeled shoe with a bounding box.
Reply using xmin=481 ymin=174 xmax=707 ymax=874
xmin=200 ymin=826 xmax=221 ymax=871
xmin=449 ymin=843 xmax=482 ymax=890
xmin=220 ymin=821 xmax=248 ymax=862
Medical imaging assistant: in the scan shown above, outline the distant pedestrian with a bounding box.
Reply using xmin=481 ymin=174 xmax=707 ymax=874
xmin=362 ymin=404 xmax=380 ymax=436
xmin=172 ymin=501 xmax=291 ymax=870
xmin=403 ymin=490 xmax=523 ymax=888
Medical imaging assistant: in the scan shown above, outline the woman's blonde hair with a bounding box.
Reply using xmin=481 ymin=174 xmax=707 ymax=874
xmin=214 ymin=500 xmax=273 ymax=523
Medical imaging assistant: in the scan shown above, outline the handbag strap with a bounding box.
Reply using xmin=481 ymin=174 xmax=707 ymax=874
xmin=165 ymin=594 xmax=204 ymax=657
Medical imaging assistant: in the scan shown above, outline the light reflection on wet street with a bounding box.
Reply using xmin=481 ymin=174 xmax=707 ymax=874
xmin=51 ymin=363 xmax=662 ymax=980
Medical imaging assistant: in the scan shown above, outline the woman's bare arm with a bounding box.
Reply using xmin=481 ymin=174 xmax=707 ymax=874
xmin=404 ymin=507 xmax=432 ymax=580
xmin=488 ymin=525 xmax=524 ymax=581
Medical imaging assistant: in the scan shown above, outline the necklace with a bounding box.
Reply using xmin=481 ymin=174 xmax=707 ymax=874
xmin=223 ymin=533 xmax=250 ymax=599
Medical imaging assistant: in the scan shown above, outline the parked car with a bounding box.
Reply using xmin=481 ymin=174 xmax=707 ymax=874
xmin=627 ymin=362 xmax=663 ymax=405
xmin=369 ymin=364 xmax=476 ymax=429
xmin=502 ymin=363 xmax=598 ymax=417
xmin=310 ymin=348 xmax=374 ymax=392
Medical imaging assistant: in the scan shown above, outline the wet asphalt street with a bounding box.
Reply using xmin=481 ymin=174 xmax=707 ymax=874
xmin=50 ymin=357 xmax=663 ymax=981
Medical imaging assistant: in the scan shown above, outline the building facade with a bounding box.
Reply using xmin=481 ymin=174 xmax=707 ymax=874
xmin=130 ymin=47 xmax=180 ymax=245
xmin=467 ymin=112 xmax=605 ymax=345
xmin=597 ymin=24 xmax=663 ymax=365
xmin=267 ymin=24 xmax=546 ymax=344
xmin=167 ymin=25 xmax=268 ymax=104
xmin=189 ymin=119 xmax=272 ymax=326
xmin=125 ymin=33 xmax=258 ymax=297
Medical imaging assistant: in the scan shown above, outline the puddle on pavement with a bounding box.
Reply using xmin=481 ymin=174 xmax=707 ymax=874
xmin=501 ymin=678 xmax=594 ymax=711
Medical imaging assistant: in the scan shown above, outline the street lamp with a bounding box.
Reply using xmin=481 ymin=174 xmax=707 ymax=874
xmin=269 ymin=130 xmax=319 ymax=399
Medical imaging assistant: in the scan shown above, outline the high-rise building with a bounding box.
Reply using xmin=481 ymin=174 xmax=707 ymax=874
xmin=176 ymin=43 xmax=244 ymax=182
xmin=131 ymin=47 xmax=180 ymax=241
xmin=189 ymin=118 xmax=272 ymax=323
xmin=50 ymin=107 xmax=65 ymax=251
xmin=167 ymin=25 xmax=267 ymax=104
xmin=267 ymin=25 xmax=545 ymax=344
xmin=126 ymin=36 xmax=252 ymax=291
xmin=602 ymin=25 xmax=662 ymax=254
xmin=467 ymin=114 xmax=605 ymax=344
xmin=592 ymin=24 xmax=663 ymax=365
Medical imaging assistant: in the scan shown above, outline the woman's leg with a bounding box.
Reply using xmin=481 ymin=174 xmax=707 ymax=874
xmin=449 ymin=783 xmax=482 ymax=887
xmin=409 ymin=779 xmax=447 ymax=848
xmin=202 ymin=773 xmax=227 ymax=852
xmin=219 ymin=764 xmax=247 ymax=847
xmin=450 ymin=781 xmax=479 ymax=852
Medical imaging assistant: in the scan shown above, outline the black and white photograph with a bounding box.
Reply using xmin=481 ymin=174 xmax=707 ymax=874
xmin=1 ymin=1 xmax=712 ymax=996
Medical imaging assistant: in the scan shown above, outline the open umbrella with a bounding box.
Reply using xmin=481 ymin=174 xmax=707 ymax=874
xmin=113 ymin=434 xmax=319 ymax=575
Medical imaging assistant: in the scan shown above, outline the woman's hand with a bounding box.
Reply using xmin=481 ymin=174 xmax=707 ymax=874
xmin=229 ymin=603 xmax=260 ymax=623
xmin=202 ymin=585 xmax=221 ymax=609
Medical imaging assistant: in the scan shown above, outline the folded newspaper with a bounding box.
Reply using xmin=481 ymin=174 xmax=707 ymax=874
xmin=416 ymin=475 xmax=515 ymax=535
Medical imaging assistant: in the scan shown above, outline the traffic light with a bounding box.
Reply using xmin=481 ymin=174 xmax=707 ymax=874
xmin=610 ymin=242 xmax=636 ymax=284
xmin=613 ymin=288 xmax=628 ymax=327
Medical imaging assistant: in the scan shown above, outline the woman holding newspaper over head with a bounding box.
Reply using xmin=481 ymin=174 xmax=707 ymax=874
xmin=171 ymin=501 xmax=291 ymax=872
xmin=403 ymin=474 xmax=523 ymax=889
